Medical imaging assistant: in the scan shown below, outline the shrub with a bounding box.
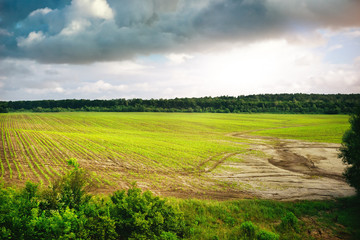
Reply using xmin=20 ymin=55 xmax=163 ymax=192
xmin=0 ymin=159 xmax=190 ymax=240
xmin=80 ymin=201 xmax=118 ymax=240
xmin=240 ymin=221 xmax=256 ymax=240
xmin=110 ymin=185 xmax=186 ymax=239
xmin=256 ymin=230 xmax=279 ymax=240
xmin=279 ymin=212 xmax=298 ymax=232
xmin=160 ymin=231 xmax=179 ymax=240
xmin=0 ymin=182 xmax=40 ymax=239
xmin=27 ymin=207 xmax=86 ymax=239
xmin=40 ymin=158 xmax=92 ymax=211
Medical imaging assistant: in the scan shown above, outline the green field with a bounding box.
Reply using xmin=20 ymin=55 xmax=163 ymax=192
xmin=1 ymin=112 xmax=359 ymax=240
xmin=0 ymin=112 xmax=350 ymax=193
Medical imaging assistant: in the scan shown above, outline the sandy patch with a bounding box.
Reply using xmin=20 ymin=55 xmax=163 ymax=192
xmin=208 ymin=134 xmax=355 ymax=200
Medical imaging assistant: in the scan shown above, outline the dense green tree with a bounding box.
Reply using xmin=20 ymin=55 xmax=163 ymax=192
xmin=2 ymin=94 xmax=360 ymax=114
xmin=339 ymin=112 xmax=360 ymax=194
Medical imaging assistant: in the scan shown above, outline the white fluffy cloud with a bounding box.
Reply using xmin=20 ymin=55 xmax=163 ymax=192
xmin=1 ymin=37 xmax=359 ymax=100
xmin=77 ymin=80 xmax=127 ymax=93
xmin=29 ymin=7 xmax=53 ymax=17
xmin=17 ymin=31 xmax=45 ymax=48
xmin=71 ymin=0 xmax=114 ymax=20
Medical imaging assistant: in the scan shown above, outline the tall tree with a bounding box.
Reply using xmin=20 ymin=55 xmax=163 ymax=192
xmin=339 ymin=111 xmax=360 ymax=194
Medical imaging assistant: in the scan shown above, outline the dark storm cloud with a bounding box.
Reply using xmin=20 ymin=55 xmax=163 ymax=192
xmin=278 ymin=0 xmax=360 ymax=28
xmin=1 ymin=0 xmax=360 ymax=63
xmin=192 ymin=0 xmax=286 ymax=43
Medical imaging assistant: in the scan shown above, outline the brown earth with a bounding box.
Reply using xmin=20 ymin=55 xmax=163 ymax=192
xmin=206 ymin=133 xmax=356 ymax=200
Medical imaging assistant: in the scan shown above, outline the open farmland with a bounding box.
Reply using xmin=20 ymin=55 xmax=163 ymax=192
xmin=0 ymin=112 xmax=355 ymax=200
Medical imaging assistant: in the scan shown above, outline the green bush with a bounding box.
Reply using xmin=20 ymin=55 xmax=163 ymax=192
xmin=160 ymin=231 xmax=179 ymax=240
xmin=0 ymin=160 xmax=119 ymax=240
xmin=40 ymin=158 xmax=92 ymax=211
xmin=110 ymin=185 xmax=186 ymax=239
xmin=256 ymin=230 xmax=279 ymax=240
xmin=80 ymin=202 xmax=118 ymax=240
xmin=0 ymin=182 xmax=40 ymax=239
xmin=240 ymin=221 xmax=256 ymax=240
xmin=279 ymin=212 xmax=298 ymax=232
xmin=27 ymin=207 xmax=86 ymax=239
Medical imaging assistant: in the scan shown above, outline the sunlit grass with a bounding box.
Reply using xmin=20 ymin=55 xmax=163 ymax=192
xmin=251 ymin=114 xmax=349 ymax=143
xmin=0 ymin=112 xmax=350 ymax=189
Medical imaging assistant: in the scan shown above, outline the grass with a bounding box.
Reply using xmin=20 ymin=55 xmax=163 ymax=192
xmin=170 ymin=196 xmax=360 ymax=240
xmin=252 ymin=114 xmax=349 ymax=143
xmin=0 ymin=112 xmax=350 ymax=191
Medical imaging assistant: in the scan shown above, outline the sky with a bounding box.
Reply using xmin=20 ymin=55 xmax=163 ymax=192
xmin=0 ymin=0 xmax=360 ymax=101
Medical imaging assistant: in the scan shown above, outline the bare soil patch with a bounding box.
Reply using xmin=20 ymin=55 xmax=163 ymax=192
xmin=207 ymin=134 xmax=355 ymax=200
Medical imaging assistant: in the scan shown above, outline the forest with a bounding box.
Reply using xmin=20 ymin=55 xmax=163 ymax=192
xmin=1 ymin=94 xmax=359 ymax=114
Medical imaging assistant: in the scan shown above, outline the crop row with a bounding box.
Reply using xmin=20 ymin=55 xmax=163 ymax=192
xmin=0 ymin=113 xmax=252 ymax=189
xmin=1 ymin=112 xmax=348 ymax=191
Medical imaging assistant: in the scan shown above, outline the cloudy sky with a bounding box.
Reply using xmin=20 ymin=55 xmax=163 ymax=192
xmin=1 ymin=0 xmax=360 ymax=101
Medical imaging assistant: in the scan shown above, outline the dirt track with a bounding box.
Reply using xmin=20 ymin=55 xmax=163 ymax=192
xmin=207 ymin=134 xmax=356 ymax=200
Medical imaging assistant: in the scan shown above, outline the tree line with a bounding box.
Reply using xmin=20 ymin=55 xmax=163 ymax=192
xmin=1 ymin=94 xmax=359 ymax=114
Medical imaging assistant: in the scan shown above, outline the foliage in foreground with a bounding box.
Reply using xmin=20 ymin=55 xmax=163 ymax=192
xmin=1 ymin=159 xmax=360 ymax=239
xmin=339 ymin=111 xmax=360 ymax=194
xmin=0 ymin=160 xmax=186 ymax=240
